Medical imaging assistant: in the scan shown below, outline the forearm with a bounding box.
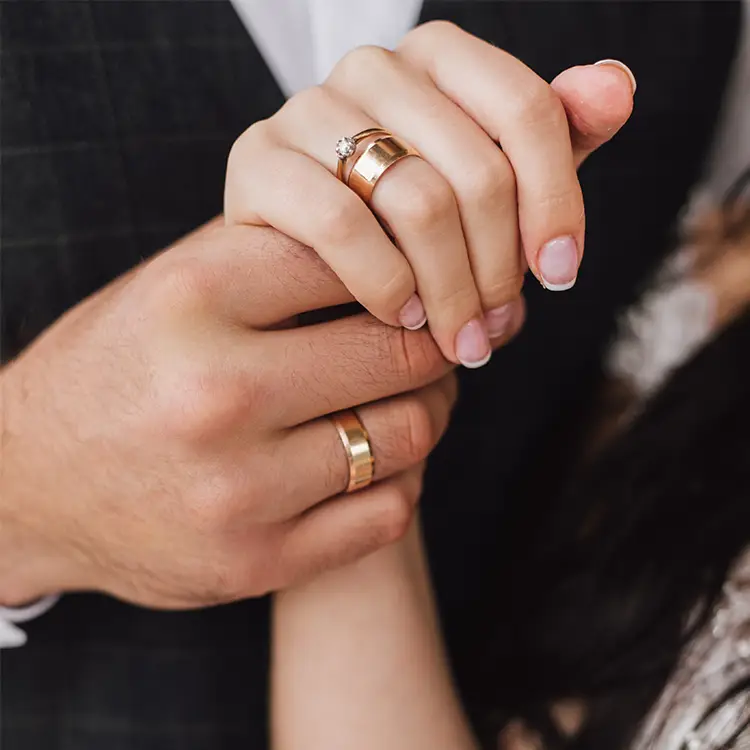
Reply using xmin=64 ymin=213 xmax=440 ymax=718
xmin=271 ymin=517 xmax=478 ymax=750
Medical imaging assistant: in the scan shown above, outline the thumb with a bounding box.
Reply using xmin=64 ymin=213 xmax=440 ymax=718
xmin=551 ymin=60 xmax=636 ymax=168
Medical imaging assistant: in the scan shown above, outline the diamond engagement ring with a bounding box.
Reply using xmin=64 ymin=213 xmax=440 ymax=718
xmin=347 ymin=135 xmax=420 ymax=204
xmin=335 ymin=128 xmax=389 ymax=181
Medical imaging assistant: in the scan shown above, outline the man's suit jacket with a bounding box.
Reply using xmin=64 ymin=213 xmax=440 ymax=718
xmin=0 ymin=2 xmax=741 ymax=748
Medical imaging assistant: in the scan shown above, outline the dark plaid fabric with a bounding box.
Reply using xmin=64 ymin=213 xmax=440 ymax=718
xmin=1 ymin=0 xmax=285 ymax=361
xmin=0 ymin=1 xmax=741 ymax=748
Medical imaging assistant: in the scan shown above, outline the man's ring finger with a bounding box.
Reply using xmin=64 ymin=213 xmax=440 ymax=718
xmin=330 ymin=410 xmax=375 ymax=493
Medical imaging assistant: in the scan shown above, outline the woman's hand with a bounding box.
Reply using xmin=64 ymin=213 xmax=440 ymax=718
xmin=272 ymin=471 xmax=480 ymax=750
xmin=226 ymin=21 xmax=635 ymax=368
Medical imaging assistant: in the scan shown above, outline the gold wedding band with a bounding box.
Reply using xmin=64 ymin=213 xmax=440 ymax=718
xmin=331 ymin=410 xmax=375 ymax=493
xmin=347 ymin=135 xmax=420 ymax=204
xmin=335 ymin=128 xmax=389 ymax=181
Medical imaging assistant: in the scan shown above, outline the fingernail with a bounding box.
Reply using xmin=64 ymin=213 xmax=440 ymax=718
xmin=538 ymin=235 xmax=579 ymax=291
xmin=485 ymin=303 xmax=514 ymax=339
xmin=399 ymin=294 xmax=427 ymax=330
xmin=594 ymin=59 xmax=637 ymax=95
xmin=455 ymin=318 xmax=491 ymax=369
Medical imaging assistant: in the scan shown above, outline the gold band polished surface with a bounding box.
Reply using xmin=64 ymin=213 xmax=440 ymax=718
xmin=347 ymin=135 xmax=420 ymax=203
xmin=335 ymin=127 xmax=390 ymax=181
xmin=331 ymin=410 xmax=375 ymax=493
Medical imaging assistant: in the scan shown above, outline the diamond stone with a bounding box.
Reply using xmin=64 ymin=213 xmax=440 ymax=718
xmin=336 ymin=136 xmax=356 ymax=159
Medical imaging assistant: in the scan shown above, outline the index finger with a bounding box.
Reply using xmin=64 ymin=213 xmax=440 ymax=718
xmin=241 ymin=295 xmax=524 ymax=428
xmin=164 ymin=222 xmax=355 ymax=329
xmin=242 ymin=313 xmax=450 ymax=427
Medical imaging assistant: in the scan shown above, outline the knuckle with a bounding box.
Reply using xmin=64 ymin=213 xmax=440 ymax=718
xmin=224 ymin=122 xmax=276 ymax=224
xmin=429 ymin=282 xmax=480 ymax=317
xmin=279 ymin=85 xmax=330 ymax=122
xmin=152 ymin=256 xmax=215 ymax=311
xmin=387 ymin=326 xmax=444 ymax=388
xmin=463 ymin=153 xmax=516 ymax=208
xmin=369 ymin=266 xmax=415 ymax=316
xmin=332 ymin=44 xmax=394 ymax=85
xmin=317 ymin=193 xmax=365 ymax=248
xmin=395 ymin=397 xmax=439 ymax=463
xmin=226 ymin=121 xmax=275 ymax=184
xmin=479 ymin=275 xmax=525 ymax=309
xmin=397 ymin=172 xmax=456 ymax=229
xmin=402 ymin=20 xmax=460 ymax=51
xmin=158 ymin=367 xmax=251 ymax=446
xmin=229 ymin=119 xmax=272 ymax=159
xmin=514 ymin=81 xmax=566 ymax=129
xmin=372 ymin=491 xmax=415 ymax=545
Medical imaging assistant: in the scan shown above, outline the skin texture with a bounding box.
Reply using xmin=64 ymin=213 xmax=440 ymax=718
xmin=273 ymin=509 xmax=481 ymax=750
xmin=270 ymin=205 xmax=750 ymax=750
xmin=0 ymin=25 xmax=633 ymax=610
xmin=0 ymin=222 xmax=505 ymax=609
xmin=226 ymin=22 xmax=635 ymax=366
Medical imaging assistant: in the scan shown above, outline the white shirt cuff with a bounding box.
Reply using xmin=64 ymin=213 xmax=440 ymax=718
xmin=0 ymin=595 xmax=60 ymax=648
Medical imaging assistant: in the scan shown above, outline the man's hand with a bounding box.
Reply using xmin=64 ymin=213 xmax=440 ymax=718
xmin=0 ymin=220 xmax=521 ymax=609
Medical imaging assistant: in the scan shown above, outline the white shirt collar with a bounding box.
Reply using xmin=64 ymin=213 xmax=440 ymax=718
xmin=229 ymin=0 xmax=423 ymax=96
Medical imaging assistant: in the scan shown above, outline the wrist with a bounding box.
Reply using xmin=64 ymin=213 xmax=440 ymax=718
xmin=0 ymin=525 xmax=66 ymax=607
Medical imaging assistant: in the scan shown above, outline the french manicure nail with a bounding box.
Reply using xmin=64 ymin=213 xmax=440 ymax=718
xmin=485 ymin=303 xmax=514 ymax=339
xmin=399 ymin=294 xmax=427 ymax=330
xmin=538 ymin=235 xmax=579 ymax=291
xmin=455 ymin=318 xmax=491 ymax=369
xmin=594 ymin=59 xmax=637 ymax=95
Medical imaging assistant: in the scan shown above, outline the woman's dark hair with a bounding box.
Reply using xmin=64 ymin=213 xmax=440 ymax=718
xmin=470 ymin=178 xmax=750 ymax=750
